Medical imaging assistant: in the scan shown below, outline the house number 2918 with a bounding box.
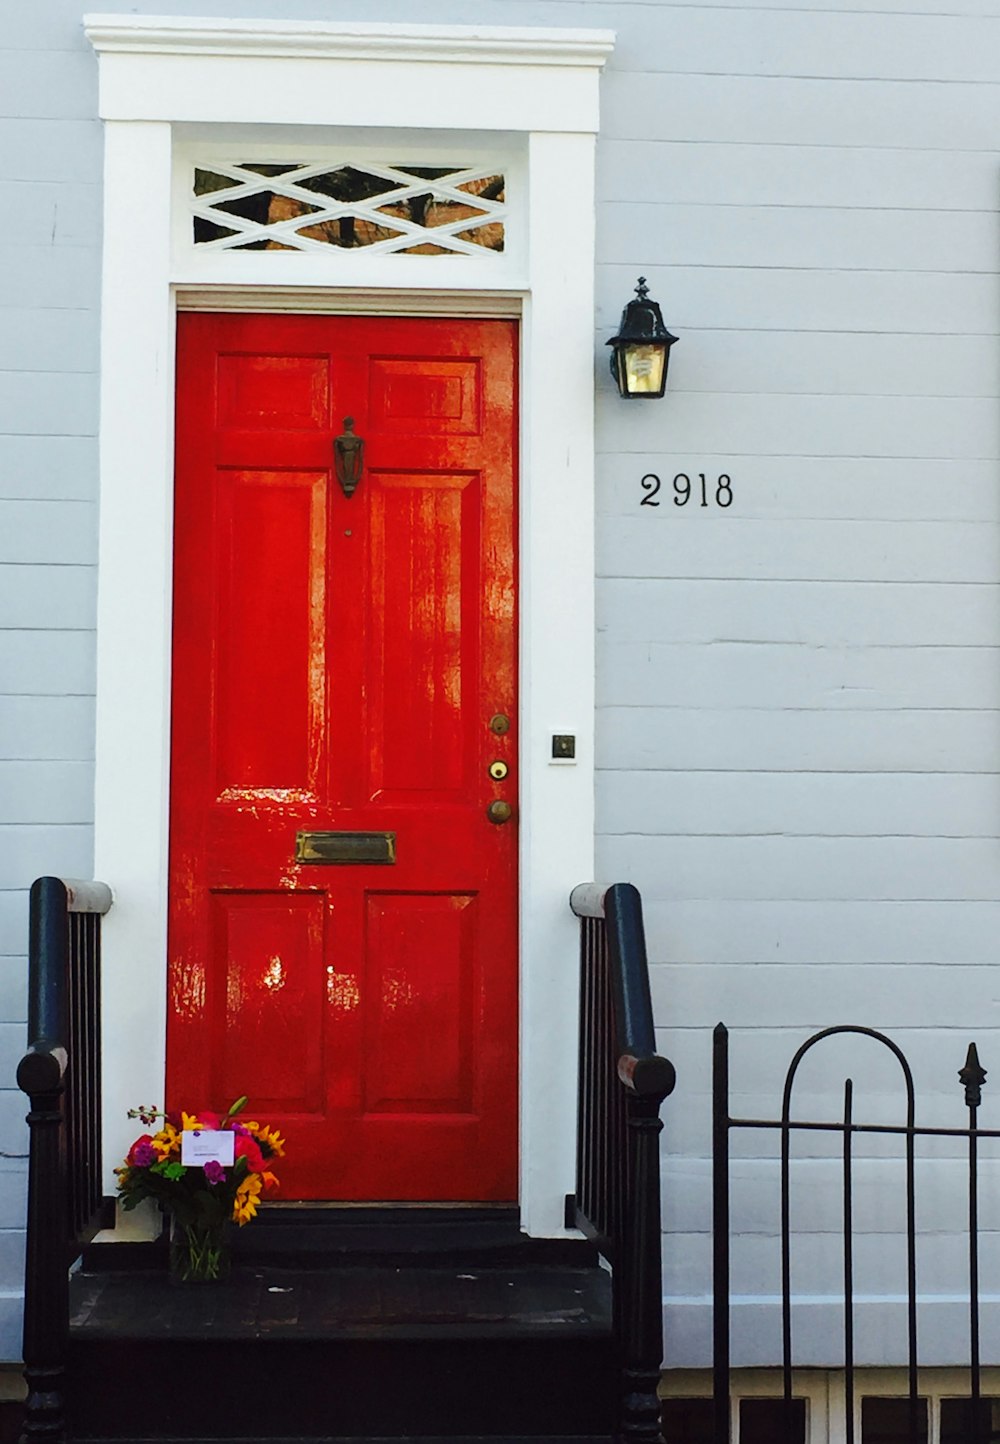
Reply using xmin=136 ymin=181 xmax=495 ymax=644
xmin=640 ymin=473 xmax=733 ymax=508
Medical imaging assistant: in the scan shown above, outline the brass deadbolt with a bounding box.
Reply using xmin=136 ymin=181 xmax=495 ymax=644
xmin=487 ymin=800 xmax=513 ymax=824
xmin=489 ymin=713 xmax=510 ymax=735
xmin=489 ymin=760 xmax=509 ymax=781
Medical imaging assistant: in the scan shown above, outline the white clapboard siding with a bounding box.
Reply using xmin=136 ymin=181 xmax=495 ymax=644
xmin=603 ymin=9 xmax=1000 ymax=83
xmin=599 ymin=203 xmax=1000 ymax=275
xmin=598 ymin=581 xmax=1000 ymax=646
xmin=0 ymin=894 xmax=27 ymax=964
xmin=0 ymin=307 xmax=98 ymax=375
xmin=0 ymin=1026 xmax=25 ymax=1089
xmin=649 ymin=963 xmax=1000 ymax=1030
xmin=596 ymin=705 xmax=1000 ymax=773
xmin=5 ymin=182 xmax=101 ymax=250
xmin=597 ymin=458 xmax=1000 ymax=520
xmin=597 ymin=391 xmax=1000 ymax=459
xmin=0 ymin=246 xmax=98 ymax=312
xmin=599 ymin=641 xmax=1000 ymax=711
xmin=598 ymin=520 xmax=1000 ymax=582
xmin=0 ymin=1093 xmax=28 ymax=1159
xmin=0 ymin=954 xmax=26 ymax=1023
xmin=0 ymin=23 xmax=111 ymax=1349
xmin=598 ymin=835 xmax=1000 ymax=902
xmin=0 ymin=437 xmax=97 ymax=502
xmin=0 ymin=632 xmax=95 ymax=699
xmin=0 ymin=696 xmax=94 ymax=762
xmin=600 ymin=263 xmax=1000 ymax=334
xmin=600 ymin=73 xmax=1000 ymax=149
xmin=0 ymin=762 xmax=93 ymax=825
xmin=598 ymin=771 xmax=1000 ymax=838
xmin=0 ymin=501 xmax=95 ymax=564
xmin=599 ymin=141 xmax=1000 ymax=213
xmin=0 ymin=564 xmax=95 ymax=629
xmin=0 ymin=52 xmax=97 ymax=121
xmin=0 ymin=118 xmax=102 ymax=183
xmin=638 ymin=899 xmax=1000 ymax=966
xmin=0 ymin=376 xmax=97 ymax=441
xmin=0 ymin=1168 xmax=26 ymax=1230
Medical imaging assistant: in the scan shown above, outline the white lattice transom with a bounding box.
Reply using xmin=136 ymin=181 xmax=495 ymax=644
xmin=192 ymin=160 xmax=506 ymax=256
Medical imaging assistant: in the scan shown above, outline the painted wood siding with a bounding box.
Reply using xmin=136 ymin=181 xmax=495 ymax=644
xmin=588 ymin=0 xmax=1000 ymax=1371
xmin=0 ymin=12 xmax=100 ymax=1361
xmin=4 ymin=0 xmax=1000 ymax=1368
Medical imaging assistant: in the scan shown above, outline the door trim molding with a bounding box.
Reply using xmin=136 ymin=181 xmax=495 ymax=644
xmin=175 ymin=287 xmax=524 ymax=318
xmin=87 ymin=16 xmax=611 ymax=1238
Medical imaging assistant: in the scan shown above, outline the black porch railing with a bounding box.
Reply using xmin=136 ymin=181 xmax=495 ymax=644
xmin=569 ymin=882 xmax=676 ymax=1444
xmin=17 ymin=876 xmax=113 ymax=1444
xmin=713 ymin=1022 xmax=1000 ymax=1444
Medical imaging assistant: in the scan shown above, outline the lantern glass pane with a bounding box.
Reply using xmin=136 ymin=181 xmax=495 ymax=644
xmin=623 ymin=342 xmax=666 ymax=396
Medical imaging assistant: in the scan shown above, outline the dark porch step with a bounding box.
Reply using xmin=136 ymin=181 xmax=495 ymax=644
xmin=234 ymin=1205 xmax=599 ymax=1268
xmin=82 ymin=1206 xmax=599 ymax=1272
xmin=67 ymin=1261 xmax=616 ymax=1440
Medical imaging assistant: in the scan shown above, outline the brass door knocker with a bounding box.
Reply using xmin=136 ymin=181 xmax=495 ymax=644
xmin=334 ymin=417 xmax=364 ymax=498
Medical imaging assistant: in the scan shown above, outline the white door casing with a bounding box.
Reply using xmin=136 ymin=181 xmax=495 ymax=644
xmin=85 ymin=15 xmax=613 ymax=1235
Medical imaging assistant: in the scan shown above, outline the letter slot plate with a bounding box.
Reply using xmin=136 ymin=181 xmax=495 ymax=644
xmin=295 ymin=831 xmax=396 ymax=865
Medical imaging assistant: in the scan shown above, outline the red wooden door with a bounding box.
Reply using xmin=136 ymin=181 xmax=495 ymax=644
xmin=168 ymin=313 xmax=518 ymax=1200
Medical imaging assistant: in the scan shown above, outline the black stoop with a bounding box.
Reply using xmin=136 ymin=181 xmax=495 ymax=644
xmin=67 ymin=1211 xmax=615 ymax=1442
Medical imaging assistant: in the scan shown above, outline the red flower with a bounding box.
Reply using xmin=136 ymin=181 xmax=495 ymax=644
xmin=127 ymin=1135 xmax=156 ymax=1167
xmin=234 ymin=1133 xmax=266 ymax=1174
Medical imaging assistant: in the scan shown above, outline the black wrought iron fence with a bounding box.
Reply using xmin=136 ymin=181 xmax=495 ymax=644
xmin=713 ymin=1022 xmax=1000 ymax=1444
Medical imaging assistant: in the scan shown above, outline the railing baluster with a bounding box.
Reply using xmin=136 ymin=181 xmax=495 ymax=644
xmin=961 ymin=1043 xmax=987 ymax=1444
xmin=843 ymin=1079 xmax=854 ymax=1444
xmin=780 ymin=1102 xmax=794 ymax=1444
xmin=905 ymin=1115 xmax=919 ymax=1444
xmin=712 ymin=1024 xmax=730 ymax=1444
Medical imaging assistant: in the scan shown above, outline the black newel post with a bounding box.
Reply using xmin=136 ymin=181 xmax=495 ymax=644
xmin=619 ymin=1086 xmax=669 ymax=1444
xmin=18 ymin=879 xmax=70 ymax=1443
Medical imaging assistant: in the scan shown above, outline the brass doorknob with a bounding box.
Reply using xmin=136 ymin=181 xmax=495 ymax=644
xmin=486 ymin=800 xmax=513 ymax=825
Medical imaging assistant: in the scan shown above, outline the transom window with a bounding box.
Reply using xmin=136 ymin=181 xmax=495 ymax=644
xmin=191 ymin=159 xmax=506 ymax=256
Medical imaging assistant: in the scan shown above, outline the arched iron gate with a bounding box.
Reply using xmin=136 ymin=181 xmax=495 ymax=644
xmin=713 ymin=1023 xmax=998 ymax=1444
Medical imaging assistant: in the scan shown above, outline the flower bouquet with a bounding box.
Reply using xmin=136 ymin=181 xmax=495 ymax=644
xmin=115 ymin=1096 xmax=285 ymax=1282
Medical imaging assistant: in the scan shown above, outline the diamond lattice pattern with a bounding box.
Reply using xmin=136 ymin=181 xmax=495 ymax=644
xmin=193 ymin=161 xmax=506 ymax=255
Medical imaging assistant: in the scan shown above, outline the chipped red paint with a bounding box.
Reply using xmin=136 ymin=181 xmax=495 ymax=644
xmin=168 ymin=313 xmax=519 ymax=1200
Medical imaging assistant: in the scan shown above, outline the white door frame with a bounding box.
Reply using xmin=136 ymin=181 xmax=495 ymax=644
xmin=85 ymin=15 xmax=613 ymax=1236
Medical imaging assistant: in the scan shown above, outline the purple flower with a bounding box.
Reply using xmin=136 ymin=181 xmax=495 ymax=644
xmin=131 ymin=1140 xmax=156 ymax=1167
xmin=231 ymin=1123 xmax=250 ymax=1137
xmin=203 ymin=1160 xmax=226 ymax=1185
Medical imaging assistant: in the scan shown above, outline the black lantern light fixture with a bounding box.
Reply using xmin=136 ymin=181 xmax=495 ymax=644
xmin=607 ymin=276 xmax=678 ymax=399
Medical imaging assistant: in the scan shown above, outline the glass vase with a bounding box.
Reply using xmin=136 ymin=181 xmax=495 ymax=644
xmin=169 ymin=1217 xmax=231 ymax=1283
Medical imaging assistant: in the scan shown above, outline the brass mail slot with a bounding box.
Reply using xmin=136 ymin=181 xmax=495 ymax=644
xmin=295 ymin=831 xmax=396 ymax=865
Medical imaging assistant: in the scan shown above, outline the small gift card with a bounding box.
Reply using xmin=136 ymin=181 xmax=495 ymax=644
xmin=181 ymin=1129 xmax=236 ymax=1168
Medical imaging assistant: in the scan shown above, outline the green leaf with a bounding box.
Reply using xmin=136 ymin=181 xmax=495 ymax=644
xmin=225 ymin=1095 xmax=249 ymax=1122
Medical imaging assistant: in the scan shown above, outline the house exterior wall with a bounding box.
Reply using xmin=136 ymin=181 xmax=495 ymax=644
xmin=2 ymin=0 xmax=1000 ymax=1380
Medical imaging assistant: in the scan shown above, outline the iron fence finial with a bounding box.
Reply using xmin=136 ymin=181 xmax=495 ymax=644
xmin=960 ymin=1042 xmax=987 ymax=1107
